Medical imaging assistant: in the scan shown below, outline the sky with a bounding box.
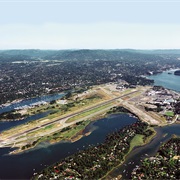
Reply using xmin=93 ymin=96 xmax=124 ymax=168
xmin=0 ymin=0 xmax=180 ymax=49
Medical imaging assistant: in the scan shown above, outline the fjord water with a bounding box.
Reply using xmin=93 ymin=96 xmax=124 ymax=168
xmin=0 ymin=93 xmax=65 ymax=114
xmin=148 ymin=69 xmax=180 ymax=92
xmin=0 ymin=114 xmax=137 ymax=179
xmin=0 ymin=93 xmax=64 ymax=132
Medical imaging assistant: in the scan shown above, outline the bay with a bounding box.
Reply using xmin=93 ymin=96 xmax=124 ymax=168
xmin=0 ymin=93 xmax=65 ymax=132
xmin=0 ymin=113 xmax=137 ymax=179
xmin=0 ymin=93 xmax=65 ymax=114
xmin=147 ymin=69 xmax=180 ymax=92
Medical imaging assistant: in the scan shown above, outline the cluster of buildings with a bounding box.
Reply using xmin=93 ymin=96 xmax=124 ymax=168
xmin=131 ymin=137 xmax=179 ymax=179
xmin=144 ymin=86 xmax=180 ymax=122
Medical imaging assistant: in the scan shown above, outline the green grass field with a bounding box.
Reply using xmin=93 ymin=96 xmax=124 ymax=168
xmin=129 ymin=134 xmax=144 ymax=152
xmin=44 ymin=124 xmax=54 ymax=130
xmin=66 ymin=103 xmax=113 ymax=123
xmin=49 ymin=120 xmax=91 ymax=141
xmin=165 ymin=111 xmax=174 ymax=117
xmin=20 ymin=120 xmax=91 ymax=152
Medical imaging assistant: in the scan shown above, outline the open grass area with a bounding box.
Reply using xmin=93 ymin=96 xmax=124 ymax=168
xmin=165 ymin=111 xmax=174 ymax=117
xmin=129 ymin=134 xmax=144 ymax=152
xmin=123 ymin=89 xmax=133 ymax=94
xmin=60 ymin=121 xmax=90 ymax=139
xmin=21 ymin=120 xmax=91 ymax=151
xmin=66 ymin=102 xmax=114 ymax=123
xmin=128 ymin=91 xmax=141 ymax=98
xmin=0 ymin=96 xmax=107 ymax=138
xmin=44 ymin=124 xmax=54 ymax=130
xmin=27 ymin=93 xmax=103 ymax=117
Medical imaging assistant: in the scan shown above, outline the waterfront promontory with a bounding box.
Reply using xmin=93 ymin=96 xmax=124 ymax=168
xmin=32 ymin=121 xmax=154 ymax=179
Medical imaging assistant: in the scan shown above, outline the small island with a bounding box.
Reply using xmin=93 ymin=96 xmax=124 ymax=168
xmin=174 ymin=70 xmax=180 ymax=76
xmin=0 ymin=110 xmax=27 ymax=121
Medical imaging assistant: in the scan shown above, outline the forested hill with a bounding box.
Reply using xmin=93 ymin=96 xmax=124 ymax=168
xmin=0 ymin=49 xmax=180 ymax=62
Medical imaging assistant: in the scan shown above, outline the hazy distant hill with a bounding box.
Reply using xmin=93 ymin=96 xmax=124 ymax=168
xmin=131 ymin=49 xmax=180 ymax=55
xmin=43 ymin=49 xmax=164 ymax=62
xmin=0 ymin=49 xmax=180 ymax=62
xmin=0 ymin=49 xmax=60 ymax=59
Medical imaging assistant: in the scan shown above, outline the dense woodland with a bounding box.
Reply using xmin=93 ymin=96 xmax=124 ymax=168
xmin=33 ymin=121 xmax=153 ymax=179
xmin=0 ymin=49 xmax=180 ymax=104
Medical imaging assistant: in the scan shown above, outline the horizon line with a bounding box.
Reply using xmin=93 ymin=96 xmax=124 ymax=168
xmin=1 ymin=48 xmax=180 ymax=51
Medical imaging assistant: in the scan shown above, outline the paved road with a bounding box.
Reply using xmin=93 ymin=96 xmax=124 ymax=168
xmin=0 ymin=90 xmax=138 ymax=143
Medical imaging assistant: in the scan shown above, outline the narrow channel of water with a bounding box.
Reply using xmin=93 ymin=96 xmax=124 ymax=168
xmin=0 ymin=93 xmax=65 ymax=132
xmin=0 ymin=111 xmax=51 ymax=132
xmin=107 ymin=124 xmax=180 ymax=179
xmin=0 ymin=93 xmax=65 ymax=114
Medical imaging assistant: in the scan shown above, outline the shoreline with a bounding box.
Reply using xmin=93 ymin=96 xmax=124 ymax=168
xmin=11 ymin=131 xmax=93 ymax=155
xmin=7 ymin=108 xmax=134 ymax=155
xmin=0 ymin=91 xmax=65 ymax=109
xmin=0 ymin=118 xmax=25 ymax=122
xmin=9 ymin=120 xmax=92 ymax=155
xmin=32 ymin=121 xmax=154 ymax=179
xmin=131 ymin=136 xmax=180 ymax=179
xmin=146 ymin=68 xmax=180 ymax=93
xmin=3 ymin=102 xmax=176 ymax=155
xmin=1 ymin=84 xmax=179 ymax=157
xmin=102 ymin=127 xmax=157 ymax=179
